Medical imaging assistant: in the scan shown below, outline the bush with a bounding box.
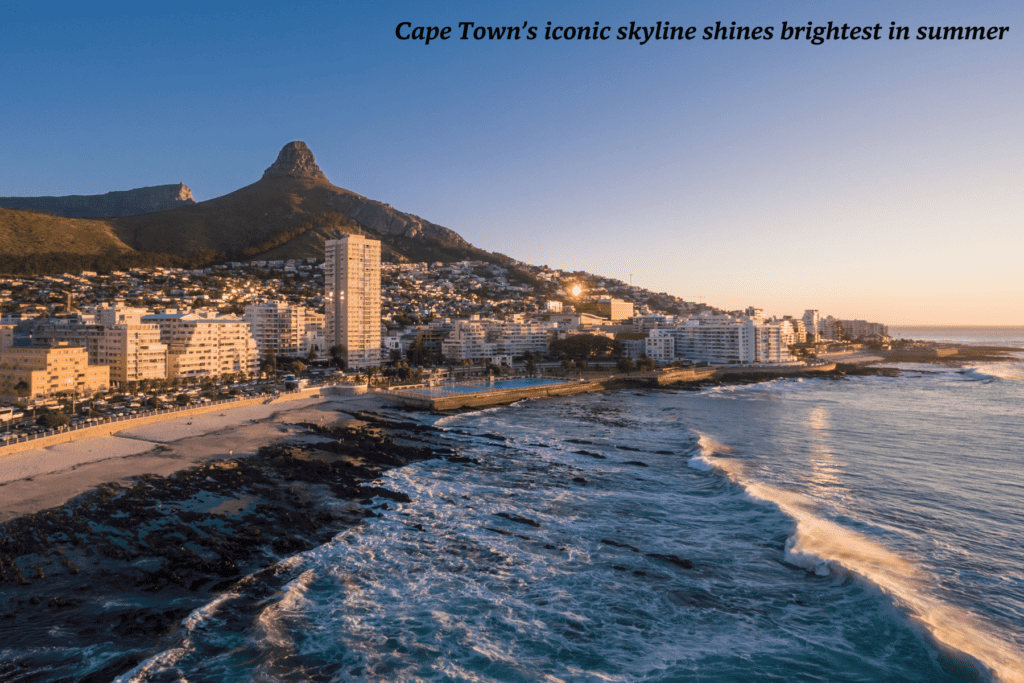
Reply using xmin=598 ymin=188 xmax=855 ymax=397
xmin=38 ymin=410 xmax=70 ymax=429
xmin=176 ymin=394 xmax=191 ymax=405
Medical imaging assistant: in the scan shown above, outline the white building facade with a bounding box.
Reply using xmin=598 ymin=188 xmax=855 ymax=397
xmin=325 ymin=235 xmax=382 ymax=369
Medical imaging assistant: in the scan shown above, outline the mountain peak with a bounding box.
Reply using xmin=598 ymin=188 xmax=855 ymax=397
xmin=261 ymin=141 xmax=329 ymax=182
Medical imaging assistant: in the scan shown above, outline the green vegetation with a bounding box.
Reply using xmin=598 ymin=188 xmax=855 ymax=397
xmin=37 ymin=410 xmax=70 ymax=429
xmin=549 ymin=334 xmax=621 ymax=360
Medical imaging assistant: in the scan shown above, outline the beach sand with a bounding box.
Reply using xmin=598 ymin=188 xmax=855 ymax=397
xmin=0 ymin=393 xmax=392 ymax=523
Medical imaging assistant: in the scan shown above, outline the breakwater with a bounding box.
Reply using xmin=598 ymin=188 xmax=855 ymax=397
xmin=381 ymin=364 xmax=841 ymax=411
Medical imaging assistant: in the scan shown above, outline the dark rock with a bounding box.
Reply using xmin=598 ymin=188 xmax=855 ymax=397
xmin=601 ymin=539 xmax=639 ymax=552
xmin=495 ymin=512 xmax=541 ymax=527
xmin=646 ymin=553 xmax=693 ymax=569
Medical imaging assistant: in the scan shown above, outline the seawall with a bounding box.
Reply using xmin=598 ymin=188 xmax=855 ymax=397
xmin=0 ymin=387 xmax=323 ymax=460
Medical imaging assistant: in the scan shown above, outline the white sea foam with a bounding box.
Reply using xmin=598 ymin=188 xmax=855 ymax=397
xmin=964 ymin=363 xmax=1024 ymax=382
xmin=113 ymin=591 xmax=238 ymax=683
xmin=687 ymin=432 xmax=1024 ymax=683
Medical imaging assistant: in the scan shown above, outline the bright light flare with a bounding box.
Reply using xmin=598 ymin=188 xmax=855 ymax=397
xmin=571 ymin=285 xmax=582 ymax=296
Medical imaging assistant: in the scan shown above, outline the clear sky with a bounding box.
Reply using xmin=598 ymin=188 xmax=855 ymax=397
xmin=1 ymin=1 xmax=1021 ymax=325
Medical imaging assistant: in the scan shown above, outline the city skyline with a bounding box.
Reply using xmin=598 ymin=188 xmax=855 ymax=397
xmin=1 ymin=1 xmax=1021 ymax=325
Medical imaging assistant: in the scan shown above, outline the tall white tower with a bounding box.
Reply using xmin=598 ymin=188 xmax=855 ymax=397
xmin=325 ymin=235 xmax=381 ymax=369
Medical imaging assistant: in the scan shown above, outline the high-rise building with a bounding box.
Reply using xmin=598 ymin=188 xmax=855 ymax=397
xmin=325 ymin=235 xmax=381 ymax=369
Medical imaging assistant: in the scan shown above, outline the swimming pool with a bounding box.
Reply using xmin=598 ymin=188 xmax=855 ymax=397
xmin=395 ymin=377 xmax=567 ymax=398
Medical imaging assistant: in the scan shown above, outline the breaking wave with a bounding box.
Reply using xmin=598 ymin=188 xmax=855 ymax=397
xmin=687 ymin=433 xmax=1024 ymax=683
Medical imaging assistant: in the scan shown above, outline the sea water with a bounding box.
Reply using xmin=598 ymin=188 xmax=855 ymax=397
xmin=26 ymin=329 xmax=1024 ymax=682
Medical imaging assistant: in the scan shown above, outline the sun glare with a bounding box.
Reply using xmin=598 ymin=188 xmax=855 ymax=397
xmin=571 ymin=284 xmax=582 ymax=296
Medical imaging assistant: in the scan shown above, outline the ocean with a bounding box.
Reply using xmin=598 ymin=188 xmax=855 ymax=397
xmin=10 ymin=327 xmax=1024 ymax=682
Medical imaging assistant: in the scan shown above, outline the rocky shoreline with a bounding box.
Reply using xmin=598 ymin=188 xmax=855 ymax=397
xmin=0 ymin=411 xmax=456 ymax=680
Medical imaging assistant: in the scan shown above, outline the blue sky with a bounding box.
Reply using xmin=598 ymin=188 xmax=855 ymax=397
xmin=2 ymin=1 xmax=1021 ymax=324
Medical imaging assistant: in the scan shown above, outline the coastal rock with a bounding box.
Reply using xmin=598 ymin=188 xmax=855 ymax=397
xmin=646 ymin=553 xmax=694 ymax=569
xmin=495 ymin=512 xmax=541 ymax=527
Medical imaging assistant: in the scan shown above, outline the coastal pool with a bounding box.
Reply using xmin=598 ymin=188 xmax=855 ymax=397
xmin=397 ymin=377 xmax=567 ymax=398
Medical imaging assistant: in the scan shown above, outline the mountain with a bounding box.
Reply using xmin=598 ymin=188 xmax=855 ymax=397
xmin=110 ymin=142 xmax=485 ymax=264
xmin=0 ymin=142 xmax=533 ymax=277
xmin=0 ymin=183 xmax=195 ymax=218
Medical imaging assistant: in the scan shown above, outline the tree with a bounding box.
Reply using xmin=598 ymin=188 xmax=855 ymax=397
xmin=260 ymin=349 xmax=277 ymax=375
xmin=287 ymin=360 xmax=307 ymax=375
xmin=305 ymin=347 xmax=318 ymax=363
xmin=525 ymin=357 xmax=537 ymax=375
xmin=13 ymin=380 xmax=30 ymax=399
xmin=176 ymin=393 xmax=191 ymax=405
xmin=549 ymin=334 xmax=620 ymax=360
xmin=38 ymin=410 xmax=70 ymax=429
xmin=487 ymin=364 xmax=503 ymax=376
xmin=635 ymin=356 xmax=656 ymax=372
xmin=617 ymin=357 xmax=636 ymax=373
xmin=146 ymin=396 xmax=163 ymax=410
xmin=329 ymin=344 xmax=347 ymax=370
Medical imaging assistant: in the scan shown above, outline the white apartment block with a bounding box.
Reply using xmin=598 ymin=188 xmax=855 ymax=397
xmin=645 ymin=329 xmax=676 ymax=363
xmin=143 ymin=312 xmax=259 ymax=380
xmin=325 ymin=235 xmax=382 ymax=369
xmin=96 ymin=325 xmax=167 ymax=385
xmin=803 ymin=310 xmax=821 ymax=343
xmin=489 ymin=321 xmax=552 ymax=357
xmin=646 ymin=314 xmax=797 ymax=365
xmin=441 ymin=321 xmax=495 ymax=361
xmin=441 ymin=320 xmax=555 ymax=361
xmin=97 ymin=305 xmax=167 ymax=384
xmin=244 ymin=302 xmax=324 ymax=357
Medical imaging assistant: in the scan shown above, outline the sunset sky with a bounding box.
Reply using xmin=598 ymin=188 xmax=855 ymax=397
xmin=1 ymin=1 xmax=1021 ymax=324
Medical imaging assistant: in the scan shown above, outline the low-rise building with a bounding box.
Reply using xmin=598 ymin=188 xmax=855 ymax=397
xmin=0 ymin=342 xmax=110 ymax=403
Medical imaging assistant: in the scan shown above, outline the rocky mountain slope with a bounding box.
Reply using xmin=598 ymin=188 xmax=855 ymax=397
xmin=111 ymin=142 xmax=484 ymax=264
xmin=0 ymin=183 xmax=195 ymax=218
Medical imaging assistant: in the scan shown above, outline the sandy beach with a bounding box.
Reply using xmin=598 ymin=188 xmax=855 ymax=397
xmin=0 ymin=393 xmax=392 ymax=523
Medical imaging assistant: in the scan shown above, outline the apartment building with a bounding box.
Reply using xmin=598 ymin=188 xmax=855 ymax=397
xmin=96 ymin=305 xmax=167 ymax=384
xmin=325 ymin=235 xmax=381 ymax=369
xmin=803 ymin=310 xmax=821 ymax=343
xmin=596 ymin=297 xmax=635 ymax=322
xmin=143 ymin=312 xmax=259 ymax=380
xmin=243 ymin=302 xmax=324 ymax=357
xmin=0 ymin=342 xmax=110 ymax=403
